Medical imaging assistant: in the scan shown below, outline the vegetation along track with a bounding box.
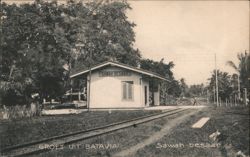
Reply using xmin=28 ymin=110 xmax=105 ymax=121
xmin=1 ymin=108 xmax=190 ymax=157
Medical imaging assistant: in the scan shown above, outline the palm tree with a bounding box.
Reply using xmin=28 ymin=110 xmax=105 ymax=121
xmin=226 ymin=60 xmax=241 ymax=99
xmin=226 ymin=51 xmax=250 ymax=100
xmin=180 ymin=78 xmax=188 ymax=97
xmin=238 ymin=51 xmax=250 ymax=89
xmin=208 ymin=70 xmax=233 ymax=102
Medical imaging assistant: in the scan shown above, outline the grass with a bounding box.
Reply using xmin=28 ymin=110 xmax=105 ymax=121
xmin=135 ymin=106 xmax=250 ymax=157
xmin=0 ymin=110 xmax=160 ymax=150
xmin=1 ymin=106 xmax=248 ymax=157
xmin=36 ymin=110 xmax=188 ymax=157
xmin=37 ymin=106 xmax=249 ymax=157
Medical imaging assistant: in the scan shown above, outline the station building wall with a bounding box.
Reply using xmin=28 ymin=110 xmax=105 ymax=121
xmin=88 ymin=66 xmax=149 ymax=108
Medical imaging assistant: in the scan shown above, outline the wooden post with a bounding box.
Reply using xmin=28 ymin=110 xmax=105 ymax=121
xmin=207 ymin=90 xmax=209 ymax=104
xmin=78 ymin=92 xmax=81 ymax=101
xmin=244 ymin=88 xmax=248 ymax=106
xmin=219 ymin=97 xmax=221 ymax=107
xmin=230 ymin=97 xmax=233 ymax=107
xmin=237 ymin=74 xmax=241 ymax=100
xmin=234 ymin=94 xmax=237 ymax=107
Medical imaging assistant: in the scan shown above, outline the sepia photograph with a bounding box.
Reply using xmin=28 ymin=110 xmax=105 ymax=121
xmin=0 ymin=0 xmax=249 ymax=157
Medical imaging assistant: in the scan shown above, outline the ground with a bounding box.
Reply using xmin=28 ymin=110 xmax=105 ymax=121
xmin=0 ymin=110 xmax=160 ymax=149
xmin=132 ymin=106 xmax=249 ymax=157
xmin=0 ymin=105 xmax=249 ymax=157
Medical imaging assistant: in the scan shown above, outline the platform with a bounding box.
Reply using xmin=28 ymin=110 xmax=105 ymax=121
xmin=145 ymin=105 xmax=207 ymax=110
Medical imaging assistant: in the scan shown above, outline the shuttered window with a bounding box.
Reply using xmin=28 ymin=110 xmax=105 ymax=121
xmin=122 ymin=81 xmax=134 ymax=100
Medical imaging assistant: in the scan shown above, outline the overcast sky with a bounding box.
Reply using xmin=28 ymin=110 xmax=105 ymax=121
xmin=127 ymin=1 xmax=249 ymax=85
xmin=3 ymin=0 xmax=250 ymax=85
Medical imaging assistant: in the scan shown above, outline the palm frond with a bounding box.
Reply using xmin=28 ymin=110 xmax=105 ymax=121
xmin=226 ymin=61 xmax=238 ymax=71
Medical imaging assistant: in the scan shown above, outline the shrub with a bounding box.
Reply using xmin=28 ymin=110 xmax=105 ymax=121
xmin=0 ymin=81 xmax=31 ymax=106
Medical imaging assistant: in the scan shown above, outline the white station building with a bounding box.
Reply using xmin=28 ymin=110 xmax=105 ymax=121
xmin=70 ymin=61 xmax=170 ymax=109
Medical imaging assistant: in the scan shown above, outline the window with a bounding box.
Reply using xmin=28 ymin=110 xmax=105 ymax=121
xmin=122 ymin=81 xmax=134 ymax=100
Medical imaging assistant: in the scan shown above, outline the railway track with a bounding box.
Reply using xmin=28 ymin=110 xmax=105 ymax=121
xmin=1 ymin=108 xmax=190 ymax=157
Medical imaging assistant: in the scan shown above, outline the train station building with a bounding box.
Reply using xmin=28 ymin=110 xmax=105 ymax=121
xmin=70 ymin=61 xmax=169 ymax=109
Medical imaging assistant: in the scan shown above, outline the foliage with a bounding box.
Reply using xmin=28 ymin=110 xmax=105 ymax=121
xmin=205 ymin=52 xmax=250 ymax=104
xmin=226 ymin=51 xmax=250 ymax=94
xmin=140 ymin=58 xmax=182 ymax=101
xmin=165 ymin=80 xmax=182 ymax=98
xmin=0 ymin=0 xmax=75 ymax=105
xmin=0 ymin=0 xmax=144 ymax=106
xmin=0 ymin=0 xmax=181 ymax=106
xmin=71 ymin=1 xmax=141 ymax=70
xmin=140 ymin=58 xmax=174 ymax=79
xmin=179 ymin=78 xmax=189 ymax=97
xmin=207 ymin=70 xmax=233 ymax=101
xmin=189 ymin=84 xmax=206 ymax=97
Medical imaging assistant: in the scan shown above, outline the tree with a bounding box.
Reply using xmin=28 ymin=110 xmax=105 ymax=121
xmin=166 ymin=80 xmax=182 ymax=97
xmin=139 ymin=58 xmax=182 ymax=103
xmin=71 ymin=1 xmax=141 ymax=71
xmin=189 ymin=84 xmax=205 ymax=97
xmin=0 ymin=0 xmax=77 ymax=105
xmin=0 ymin=0 xmax=143 ymax=105
xmin=140 ymin=58 xmax=174 ymax=79
xmin=226 ymin=51 xmax=250 ymax=99
xmin=179 ymin=78 xmax=188 ymax=97
xmin=208 ymin=70 xmax=233 ymax=101
xmin=0 ymin=0 xmax=183 ymax=106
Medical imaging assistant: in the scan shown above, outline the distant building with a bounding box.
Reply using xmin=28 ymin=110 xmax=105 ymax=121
xmin=70 ymin=61 xmax=169 ymax=109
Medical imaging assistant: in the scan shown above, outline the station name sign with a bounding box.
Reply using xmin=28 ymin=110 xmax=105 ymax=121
xmin=99 ymin=71 xmax=131 ymax=77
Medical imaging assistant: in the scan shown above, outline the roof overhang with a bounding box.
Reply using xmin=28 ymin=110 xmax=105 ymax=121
xmin=70 ymin=61 xmax=171 ymax=82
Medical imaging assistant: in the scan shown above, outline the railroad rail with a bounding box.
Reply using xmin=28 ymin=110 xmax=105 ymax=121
xmin=1 ymin=108 xmax=190 ymax=157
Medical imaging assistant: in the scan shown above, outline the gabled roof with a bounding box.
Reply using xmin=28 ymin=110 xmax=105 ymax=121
xmin=70 ymin=61 xmax=170 ymax=82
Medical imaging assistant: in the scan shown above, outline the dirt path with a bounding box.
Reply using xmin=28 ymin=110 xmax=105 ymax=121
xmin=112 ymin=108 xmax=203 ymax=157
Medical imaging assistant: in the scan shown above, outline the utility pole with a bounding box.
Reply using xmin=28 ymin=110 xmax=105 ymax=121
xmin=87 ymin=67 xmax=91 ymax=111
xmin=87 ymin=51 xmax=93 ymax=112
xmin=215 ymin=54 xmax=219 ymax=107
xmin=213 ymin=86 xmax=216 ymax=104
xmin=237 ymin=74 xmax=240 ymax=101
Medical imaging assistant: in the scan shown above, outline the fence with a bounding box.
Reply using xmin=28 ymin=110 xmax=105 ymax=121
xmin=212 ymin=97 xmax=249 ymax=107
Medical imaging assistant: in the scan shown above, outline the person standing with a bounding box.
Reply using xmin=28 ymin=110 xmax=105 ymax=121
xmin=193 ymin=97 xmax=197 ymax=106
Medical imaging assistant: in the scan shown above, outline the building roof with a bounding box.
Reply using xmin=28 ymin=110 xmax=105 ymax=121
xmin=70 ymin=61 xmax=170 ymax=82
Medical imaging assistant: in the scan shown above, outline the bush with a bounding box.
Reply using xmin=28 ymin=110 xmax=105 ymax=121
xmin=0 ymin=81 xmax=32 ymax=107
xmin=1 ymin=88 xmax=27 ymax=106
xmin=1 ymin=104 xmax=40 ymax=119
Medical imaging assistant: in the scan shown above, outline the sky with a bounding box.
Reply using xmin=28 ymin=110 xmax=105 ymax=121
xmin=3 ymin=0 xmax=250 ymax=85
xmin=127 ymin=1 xmax=249 ymax=85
